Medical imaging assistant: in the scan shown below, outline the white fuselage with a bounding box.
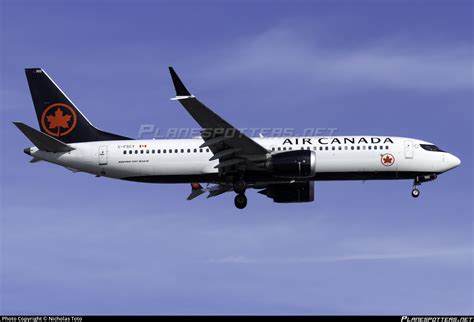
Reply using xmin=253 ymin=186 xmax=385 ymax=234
xmin=27 ymin=136 xmax=460 ymax=184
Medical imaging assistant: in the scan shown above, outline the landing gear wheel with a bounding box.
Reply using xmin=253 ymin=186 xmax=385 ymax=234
xmin=234 ymin=193 xmax=247 ymax=209
xmin=233 ymin=180 xmax=247 ymax=194
xmin=411 ymin=188 xmax=420 ymax=198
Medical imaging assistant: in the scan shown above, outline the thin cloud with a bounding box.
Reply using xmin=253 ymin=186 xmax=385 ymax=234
xmin=210 ymin=256 xmax=256 ymax=264
xmin=200 ymin=27 xmax=473 ymax=92
xmin=209 ymin=247 xmax=472 ymax=264
xmin=290 ymin=247 xmax=473 ymax=263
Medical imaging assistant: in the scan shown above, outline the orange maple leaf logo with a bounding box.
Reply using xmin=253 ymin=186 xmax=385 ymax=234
xmin=383 ymin=155 xmax=393 ymax=164
xmin=46 ymin=108 xmax=71 ymax=130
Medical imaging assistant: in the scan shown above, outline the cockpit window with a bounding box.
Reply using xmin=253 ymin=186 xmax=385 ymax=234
xmin=420 ymin=144 xmax=444 ymax=152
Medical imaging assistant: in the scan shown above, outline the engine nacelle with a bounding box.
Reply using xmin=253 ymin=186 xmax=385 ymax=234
xmin=267 ymin=150 xmax=316 ymax=178
xmin=259 ymin=181 xmax=315 ymax=203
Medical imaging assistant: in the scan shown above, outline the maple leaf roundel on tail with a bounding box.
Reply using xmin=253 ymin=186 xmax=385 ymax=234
xmin=41 ymin=103 xmax=77 ymax=137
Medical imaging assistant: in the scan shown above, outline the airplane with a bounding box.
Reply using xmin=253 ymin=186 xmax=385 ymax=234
xmin=14 ymin=68 xmax=461 ymax=209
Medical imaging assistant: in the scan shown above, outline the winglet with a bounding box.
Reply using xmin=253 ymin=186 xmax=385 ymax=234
xmin=169 ymin=67 xmax=194 ymax=99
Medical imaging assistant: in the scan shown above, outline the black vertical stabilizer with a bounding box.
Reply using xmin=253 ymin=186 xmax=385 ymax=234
xmin=25 ymin=68 xmax=131 ymax=143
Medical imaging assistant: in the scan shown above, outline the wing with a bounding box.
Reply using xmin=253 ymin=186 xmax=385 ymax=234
xmin=169 ymin=67 xmax=269 ymax=175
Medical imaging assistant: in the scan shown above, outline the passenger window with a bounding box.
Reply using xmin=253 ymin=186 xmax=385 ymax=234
xmin=175 ymin=149 xmax=178 ymax=153
xmin=338 ymin=146 xmax=342 ymax=150
xmin=199 ymin=149 xmax=203 ymax=153
xmin=325 ymin=147 xmax=329 ymax=150
xmin=123 ymin=150 xmax=126 ymax=154
xmin=385 ymin=146 xmax=389 ymax=150
xmin=181 ymin=149 xmax=184 ymax=153
xmin=152 ymin=149 xmax=155 ymax=153
xmin=332 ymin=146 xmax=335 ymax=151
xmin=368 ymin=146 xmax=371 ymax=150
xmin=278 ymin=147 xmax=281 ymax=151
xmin=206 ymin=148 xmax=209 ymax=152
xmin=163 ymin=149 xmax=166 ymax=153
xmin=289 ymin=147 xmax=292 ymax=150
xmin=374 ymin=146 xmax=377 ymax=150
xmin=283 ymin=147 xmax=287 ymax=151
xmin=362 ymin=146 xmax=366 ymax=150
xmin=146 ymin=150 xmax=149 ymax=154
xmin=135 ymin=150 xmax=138 ymax=154
xmin=319 ymin=147 xmax=323 ymax=151
xmin=169 ymin=149 xmax=173 ymax=153
xmin=351 ymin=146 xmax=354 ymax=150
xmin=272 ymin=147 xmax=275 ymax=151
xmin=194 ymin=149 xmax=197 ymax=153
xmin=187 ymin=149 xmax=191 ymax=153
xmin=344 ymin=146 xmax=348 ymax=150
xmin=157 ymin=149 xmax=161 ymax=153
xmin=356 ymin=146 xmax=360 ymax=150
xmin=380 ymin=146 xmax=383 ymax=150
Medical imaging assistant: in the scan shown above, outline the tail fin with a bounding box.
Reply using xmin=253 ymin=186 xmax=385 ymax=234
xmin=25 ymin=68 xmax=131 ymax=143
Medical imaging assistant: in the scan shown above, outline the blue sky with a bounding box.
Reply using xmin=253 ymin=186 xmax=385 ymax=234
xmin=1 ymin=0 xmax=473 ymax=315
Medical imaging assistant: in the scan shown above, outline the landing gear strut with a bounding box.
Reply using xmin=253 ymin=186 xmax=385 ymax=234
xmin=234 ymin=193 xmax=247 ymax=209
xmin=233 ymin=179 xmax=247 ymax=194
xmin=411 ymin=178 xmax=420 ymax=198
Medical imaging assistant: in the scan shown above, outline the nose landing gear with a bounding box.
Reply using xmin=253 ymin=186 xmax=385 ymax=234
xmin=411 ymin=177 xmax=420 ymax=198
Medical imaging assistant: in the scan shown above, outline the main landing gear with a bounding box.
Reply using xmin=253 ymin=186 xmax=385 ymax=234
xmin=234 ymin=193 xmax=248 ymax=209
xmin=233 ymin=179 xmax=247 ymax=209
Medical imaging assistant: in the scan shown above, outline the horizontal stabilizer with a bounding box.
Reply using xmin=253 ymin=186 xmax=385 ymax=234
xmin=207 ymin=185 xmax=232 ymax=198
xmin=64 ymin=166 xmax=82 ymax=173
xmin=13 ymin=122 xmax=74 ymax=152
xmin=30 ymin=157 xmax=42 ymax=163
xmin=187 ymin=189 xmax=205 ymax=200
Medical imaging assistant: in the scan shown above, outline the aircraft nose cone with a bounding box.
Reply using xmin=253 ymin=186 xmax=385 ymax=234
xmin=448 ymin=154 xmax=461 ymax=169
xmin=453 ymin=155 xmax=461 ymax=167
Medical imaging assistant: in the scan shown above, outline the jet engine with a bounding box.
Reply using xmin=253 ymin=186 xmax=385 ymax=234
xmin=259 ymin=181 xmax=314 ymax=203
xmin=267 ymin=150 xmax=316 ymax=178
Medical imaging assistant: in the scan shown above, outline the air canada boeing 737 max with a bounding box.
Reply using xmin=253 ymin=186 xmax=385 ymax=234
xmin=14 ymin=68 xmax=461 ymax=209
